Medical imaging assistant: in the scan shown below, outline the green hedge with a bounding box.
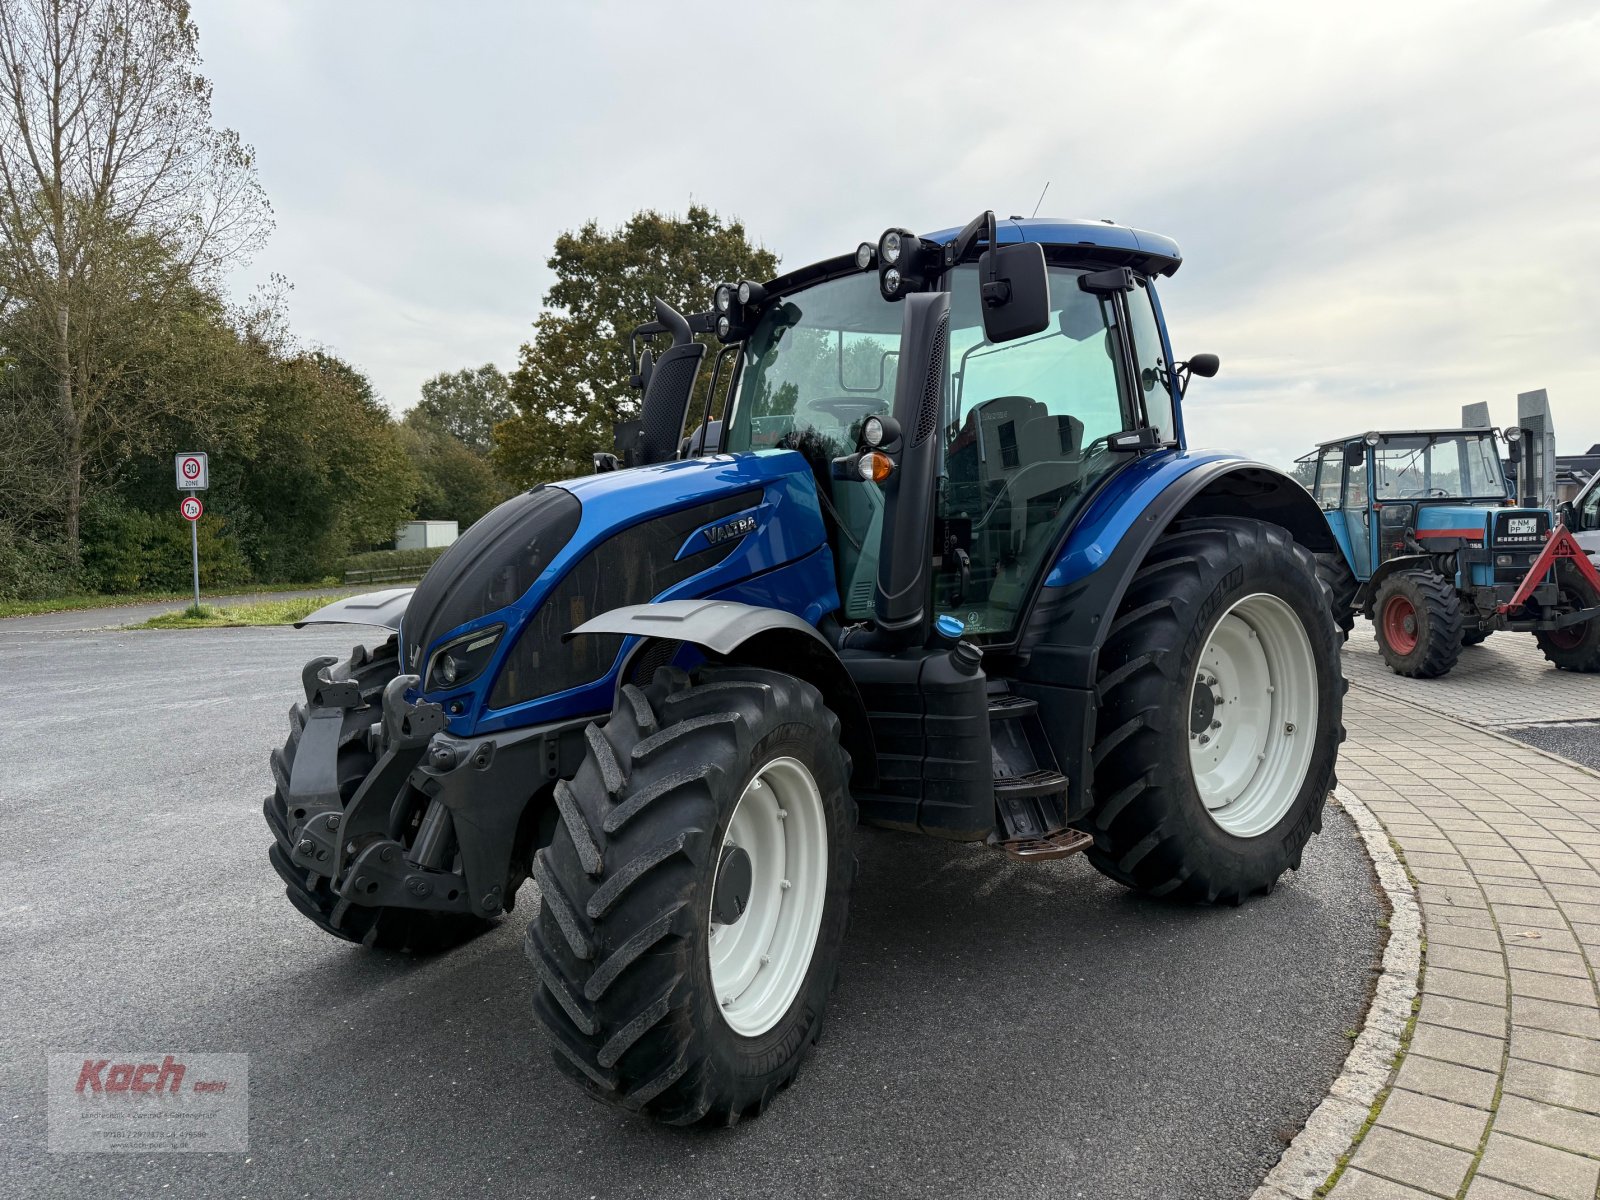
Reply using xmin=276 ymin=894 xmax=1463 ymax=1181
xmin=342 ymin=545 xmax=449 ymax=574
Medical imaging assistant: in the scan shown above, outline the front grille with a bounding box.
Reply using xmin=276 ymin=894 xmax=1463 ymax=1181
xmin=1492 ymin=510 xmax=1549 ymax=549
xmin=1490 ymin=510 xmax=1549 ymax=585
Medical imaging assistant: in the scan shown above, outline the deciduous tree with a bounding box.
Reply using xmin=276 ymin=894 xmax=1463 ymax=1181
xmin=0 ymin=0 xmax=271 ymax=563
xmin=493 ymin=206 xmax=776 ymax=487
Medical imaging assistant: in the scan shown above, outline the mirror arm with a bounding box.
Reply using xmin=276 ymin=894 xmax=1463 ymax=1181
xmin=943 ymin=210 xmax=1012 ymax=305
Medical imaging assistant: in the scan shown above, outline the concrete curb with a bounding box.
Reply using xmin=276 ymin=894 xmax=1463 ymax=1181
xmin=1250 ymin=787 xmax=1422 ymax=1200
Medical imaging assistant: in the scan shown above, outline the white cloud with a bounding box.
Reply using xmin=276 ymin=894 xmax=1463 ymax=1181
xmin=197 ymin=0 xmax=1600 ymax=462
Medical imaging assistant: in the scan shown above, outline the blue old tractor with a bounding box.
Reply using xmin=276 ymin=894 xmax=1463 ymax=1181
xmin=1304 ymin=427 xmax=1600 ymax=677
xmin=268 ymin=213 xmax=1345 ymax=1124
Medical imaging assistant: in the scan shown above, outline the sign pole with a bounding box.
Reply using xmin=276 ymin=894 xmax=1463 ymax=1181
xmin=189 ymin=489 xmax=201 ymax=611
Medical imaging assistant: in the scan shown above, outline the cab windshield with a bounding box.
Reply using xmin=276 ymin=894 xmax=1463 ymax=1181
xmin=722 ymin=264 xmax=1154 ymax=636
xmin=1373 ymin=434 xmax=1507 ymax=500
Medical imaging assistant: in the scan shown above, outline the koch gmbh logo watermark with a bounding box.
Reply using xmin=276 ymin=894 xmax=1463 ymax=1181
xmin=47 ymin=1053 xmax=248 ymax=1152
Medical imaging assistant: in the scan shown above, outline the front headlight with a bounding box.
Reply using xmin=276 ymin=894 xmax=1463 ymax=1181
xmin=425 ymin=624 xmax=504 ymax=692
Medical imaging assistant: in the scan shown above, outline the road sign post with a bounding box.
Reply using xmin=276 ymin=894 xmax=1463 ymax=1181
xmin=177 ymin=455 xmax=208 ymax=613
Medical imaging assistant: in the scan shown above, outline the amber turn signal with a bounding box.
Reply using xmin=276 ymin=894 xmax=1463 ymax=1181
xmin=857 ymin=451 xmax=894 ymax=483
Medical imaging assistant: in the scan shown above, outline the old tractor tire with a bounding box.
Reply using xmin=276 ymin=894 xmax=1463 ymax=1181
xmin=264 ymin=635 xmax=493 ymax=953
xmin=1316 ymin=552 xmax=1359 ymax=642
xmin=1085 ymin=517 xmax=1344 ymax=905
xmin=527 ymin=665 xmax=856 ymax=1126
xmin=1534 ymin=561 xmax=1600 ymax=672
xmin=1373 ymin=570 xmax=1463 ymax=678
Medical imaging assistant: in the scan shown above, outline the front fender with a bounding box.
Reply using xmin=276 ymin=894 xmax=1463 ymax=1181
xmin=294 ymin=587 xmax=414 ymax=631
xmin=568 ymin=599 xmax=877 ymax=787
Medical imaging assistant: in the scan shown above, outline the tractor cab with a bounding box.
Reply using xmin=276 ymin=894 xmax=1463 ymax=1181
xmin=1308 ymin=428 xmax=1524 ymax=582
xmin=1307 ymin=427 xmax=1600 ymax=677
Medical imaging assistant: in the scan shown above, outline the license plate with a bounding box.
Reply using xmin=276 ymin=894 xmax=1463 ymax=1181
xmin=1507 ymin=517 xmax=1537 ymax=535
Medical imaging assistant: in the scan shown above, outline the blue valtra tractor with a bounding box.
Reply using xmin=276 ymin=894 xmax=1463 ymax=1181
xmin=269 ymin=212 xmax=1346 ymax=1124
xmin=1304 ymin=427 xmax=1600 ymax=678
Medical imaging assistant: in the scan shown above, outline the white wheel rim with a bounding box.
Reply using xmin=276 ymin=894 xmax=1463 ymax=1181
xmin=708 ymin=756 xmax=828 ymax=1037
xmin=1188 ymin=592 xmax=1318 ymax=838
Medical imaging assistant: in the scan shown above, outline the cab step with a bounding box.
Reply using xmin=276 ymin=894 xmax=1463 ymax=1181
xmin=997 ymin=827 xmax=1094 ymax=862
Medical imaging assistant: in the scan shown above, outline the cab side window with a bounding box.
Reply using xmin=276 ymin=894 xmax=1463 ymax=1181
xmin=1579 ymin=482 xmax=1600 ymax=530
xmin=1343 ymin=457 xmax=1369 ymax=510
xmin=1314 ymin=449 xmax=1342 ymax=509
xmin=1126 ymin=279 xmax=1176 ymax=442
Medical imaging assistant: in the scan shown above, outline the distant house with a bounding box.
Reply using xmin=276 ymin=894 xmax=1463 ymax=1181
xmin=1556 ymin=444 xmax=1600 ymax=503
xmin=396 ymin=519 xmax=459 ymax=550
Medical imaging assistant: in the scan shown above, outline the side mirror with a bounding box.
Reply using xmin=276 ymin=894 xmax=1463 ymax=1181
xmin=1557 ymin=501 xmax=1576 ymax=529
xmin=1186 ymin=353 xmax=1219 ymax=379
xmin=1507 ymin=440 xmax=1524 ymax=466
xmin=978 ymin=242 xmax=1050 ymax=344
xmin=1344 ymin=441 xmax=1366 ymax=468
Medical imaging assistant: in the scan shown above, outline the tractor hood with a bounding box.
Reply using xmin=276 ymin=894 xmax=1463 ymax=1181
xmin=1411 ymin=505 xmax=1549 ymax=551
xmin=388 ymin=450 xmax=833 ymax=735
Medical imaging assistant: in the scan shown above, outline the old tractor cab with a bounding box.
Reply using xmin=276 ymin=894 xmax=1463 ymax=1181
xmin=1305 ymin=427 xmax=1600 ymax=677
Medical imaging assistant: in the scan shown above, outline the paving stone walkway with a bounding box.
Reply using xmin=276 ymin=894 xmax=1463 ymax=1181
xmin=1322 ymin=661 xmax=1600 ymax=1200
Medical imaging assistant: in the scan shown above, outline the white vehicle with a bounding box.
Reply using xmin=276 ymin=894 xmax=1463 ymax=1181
xmin=1566 ymin=473 xmax=1600 ymax=564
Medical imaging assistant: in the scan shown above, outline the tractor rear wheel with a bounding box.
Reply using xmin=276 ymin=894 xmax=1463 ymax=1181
xmin=1534 ymin=562 xmax=1600 ymax=672
xmin=526 ymin=665 xmax=855 ymax=1126
xmin=264 ymin=636 xmax=493 ymax=953
xmin=1085 ymin=518 xmax=1343 ymax=905
xmin=1373 ymin=571 xmax=1463 ymax=678
xmin=1316 ymin=552 xmax=1359 ymax=641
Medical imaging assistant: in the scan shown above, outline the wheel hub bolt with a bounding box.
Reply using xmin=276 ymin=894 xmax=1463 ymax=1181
xmin=325 ymin=814 xmax=340 ymax=830
xmin=295 ymin=839 xmax=315 ymax=857
xmin=1284 ymin=722 xmax=1296 ymax=735
xmin=1210 ymin=720 xmax=1221 ymax=731
xmin=1198 ymin=734 xmax=1210 ymax=746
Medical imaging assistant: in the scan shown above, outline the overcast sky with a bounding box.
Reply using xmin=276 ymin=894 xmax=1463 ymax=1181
xmin=194 ymin=0 xmax=1599 ymax=466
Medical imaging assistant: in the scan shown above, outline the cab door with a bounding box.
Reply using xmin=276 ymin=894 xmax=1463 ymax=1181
xmin=1342 ymin=450 xmax=1374 ymax=579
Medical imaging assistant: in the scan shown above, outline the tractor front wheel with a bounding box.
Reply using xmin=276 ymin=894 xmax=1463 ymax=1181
xmin=526 ymin=665 xmax=855 ymax=1126
xmin=1373 ymin=571 xmax=1463 ymax=678
xmin=1534 ymin=562 xmax=1600 ymax=672
xmin=1085 ymin=518 xmax=1344 ymax=905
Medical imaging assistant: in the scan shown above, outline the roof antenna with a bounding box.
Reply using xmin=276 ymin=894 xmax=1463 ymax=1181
xmin=1030 ymin=181 xmax=1050 ymax=219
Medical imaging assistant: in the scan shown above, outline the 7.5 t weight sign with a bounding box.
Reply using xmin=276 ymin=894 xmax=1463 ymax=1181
xmin=175 ymin=453 xmax=208 ymax=490
xmin=180 ymin=496 xmax=204 ymax=521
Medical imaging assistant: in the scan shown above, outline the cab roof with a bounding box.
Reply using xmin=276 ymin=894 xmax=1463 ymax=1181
xmin=762 ymin=216 xmax=1182 ymax=300
xmin=924 ymin=216 xmax=1183 ymax=276
xmin=1315 ymin=428 xmax=1504 ymax=451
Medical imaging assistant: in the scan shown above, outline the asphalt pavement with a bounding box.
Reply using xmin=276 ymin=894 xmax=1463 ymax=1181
xmin=0 ymin=620 xmax=1382 ymax=1200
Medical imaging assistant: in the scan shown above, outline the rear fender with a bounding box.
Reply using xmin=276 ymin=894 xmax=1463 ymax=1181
xmin=1020 ymin=457 xmax=1336 ymax=687
xmin=568 ymin=600 xmax=877 ymax=787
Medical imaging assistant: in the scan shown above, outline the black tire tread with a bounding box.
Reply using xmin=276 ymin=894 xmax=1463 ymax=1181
xmin=1374 ymin=570 xmax=1463 ymax=678
xmin=1084 ymin=518 xmax=1344 ymax=904
xmin=527 ymin=665 xmax=855 ymax=1126
xmin=1316 ymin=552 xmax=1359 ymax=641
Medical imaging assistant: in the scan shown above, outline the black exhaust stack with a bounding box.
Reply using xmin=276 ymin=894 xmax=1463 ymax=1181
xmin=634 ymin=298 xmax=705 ymax=466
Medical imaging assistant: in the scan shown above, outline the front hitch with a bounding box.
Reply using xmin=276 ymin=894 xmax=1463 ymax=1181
xmin=283 ymin=663 xmax=473 ymax=913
